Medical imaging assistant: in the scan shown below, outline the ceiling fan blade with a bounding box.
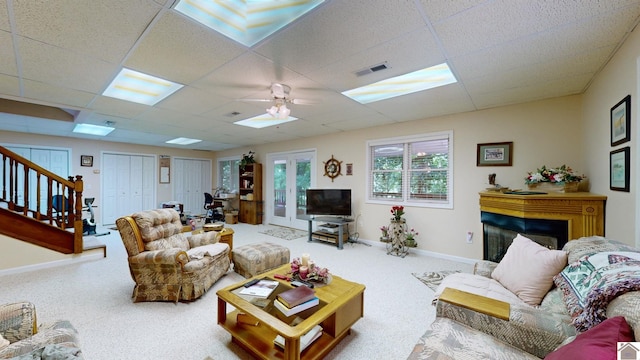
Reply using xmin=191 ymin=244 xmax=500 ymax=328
xmin=290 ymin=98 xmax=318 ymax=105
xmin=236 ymin=98 xmax=273 ymax=103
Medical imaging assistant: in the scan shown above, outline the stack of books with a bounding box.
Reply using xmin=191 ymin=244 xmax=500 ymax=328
xmin=274 ymin=285 xmax=319 ymax=317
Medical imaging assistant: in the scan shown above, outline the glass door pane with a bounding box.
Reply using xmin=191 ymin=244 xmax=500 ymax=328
xmin=272 ymin=158 xmax=287 ymax=222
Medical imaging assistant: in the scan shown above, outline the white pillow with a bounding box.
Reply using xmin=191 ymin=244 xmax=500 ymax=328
xmin=187 ymin=243 xmax=227 ymax=260
xmin=0 ymin=333 xmax=9 ymax=350
xmin=491 ymin=234 xmax=568 ymax=306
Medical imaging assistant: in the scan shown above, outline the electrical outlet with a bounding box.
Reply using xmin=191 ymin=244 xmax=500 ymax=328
xmin=466 ymin=231 xmax=473 ymax=244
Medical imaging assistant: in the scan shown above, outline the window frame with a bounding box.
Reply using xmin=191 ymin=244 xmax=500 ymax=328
xmin=366 ymin=130 xmax=453 ymax=209
xmin=217 ymin=155 xmax=241 ymax=193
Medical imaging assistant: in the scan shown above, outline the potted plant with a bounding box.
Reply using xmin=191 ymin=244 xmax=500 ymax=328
xmin=240 ymin=150 xmax=256 ymax=170
xmin=405 ymin=228 xmax=418 ymax=247
xmin=380 ymin=225 xmax=390 ymax=242
xmin=525 ymin=164 xmax=585 ymax=192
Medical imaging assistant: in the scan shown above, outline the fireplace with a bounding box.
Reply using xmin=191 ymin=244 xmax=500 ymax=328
xmin=481 ymin=212 xmax=568 ymax=262
xmin=479 ymin=191 xmax=606 ymax=263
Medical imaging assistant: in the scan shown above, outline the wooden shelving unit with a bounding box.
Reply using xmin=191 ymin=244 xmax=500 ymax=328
xmin=239 ymin=163 xmax=263 ymax=224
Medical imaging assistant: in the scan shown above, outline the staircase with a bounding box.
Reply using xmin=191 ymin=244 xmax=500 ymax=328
xmin=0 ymin=146 xmax=84 ymax=254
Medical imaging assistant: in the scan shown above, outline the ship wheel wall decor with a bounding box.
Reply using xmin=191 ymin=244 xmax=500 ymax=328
xmin=323 ymin=155 xmax=343 ymax=182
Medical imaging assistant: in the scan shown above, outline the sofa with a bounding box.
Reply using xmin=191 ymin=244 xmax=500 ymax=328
xmin=116 ymin=208 xmax=230 ymax=302
xmin=0 ymin=302 xmax=82 ymax=359
xmin=408 ymin=235 xmax=640 ymax=359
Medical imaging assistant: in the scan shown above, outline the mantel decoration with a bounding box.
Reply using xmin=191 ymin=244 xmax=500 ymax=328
xmin=289 ymin=254 xmax=331 ymax=284
xmin=240 ymin=150 xmax=256 ymax=170
xmin=525 ymin=165 xmax=585 ymax=192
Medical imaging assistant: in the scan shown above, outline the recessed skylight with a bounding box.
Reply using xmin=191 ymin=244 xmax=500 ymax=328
xmin=166 ymin=137 xmax=202 ymax=145
xmin=103 ymin=68 xmax=184 ymax=106
xmin=73 ymin=123 xmax=115 ymax=136
xmin=342 ymin=63 xmax=457 ymax=104
xmin=234 ymin=114 xmax=298 ymax=129
xmin=173 ymin=0 xmax=325 ymax=47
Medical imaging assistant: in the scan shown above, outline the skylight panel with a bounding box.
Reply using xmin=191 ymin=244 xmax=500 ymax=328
xmin=72 ymin=123 xmax=115 ymax=136
xmin=234 ymin=113 xmax=298 ymax=129
xmin=342 ymin=63 xmax=457 ymax=104
xmin=166 ymin=137 xmax=202 ymax=145
xmin=103 ymin=68 xmax=184 ymax=106
xmin=173 ymin=0 xmax=325 ymax=47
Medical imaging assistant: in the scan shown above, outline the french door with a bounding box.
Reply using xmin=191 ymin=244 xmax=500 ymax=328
xmin=267 ymin=150 xmax=315 ymax=229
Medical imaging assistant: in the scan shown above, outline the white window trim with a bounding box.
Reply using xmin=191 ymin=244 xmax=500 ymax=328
xmin=366 ymin=130 xmax=453 ymax=209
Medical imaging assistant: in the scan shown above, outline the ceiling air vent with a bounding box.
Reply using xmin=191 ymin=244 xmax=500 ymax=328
xmin=225 ymin=111 xmax=241 ymax=117
xmin=354 ymin=61 xmax=390 ymax=77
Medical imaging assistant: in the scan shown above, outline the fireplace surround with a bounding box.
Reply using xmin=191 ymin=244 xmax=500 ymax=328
xmin=479 ymin=191 xmax=606 ymax=262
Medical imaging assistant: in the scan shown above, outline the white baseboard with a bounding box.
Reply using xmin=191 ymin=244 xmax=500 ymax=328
xmin=0 ymin=252 xmax=104 ymax=277
xmin=356 ymin=238 xmax=477 ymax=265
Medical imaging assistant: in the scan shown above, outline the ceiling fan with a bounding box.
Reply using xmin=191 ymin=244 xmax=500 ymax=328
xmin=239 ymin=83 xmax=315 ymax=119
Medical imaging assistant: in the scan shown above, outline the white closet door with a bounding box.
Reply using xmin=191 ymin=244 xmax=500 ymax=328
xmin=174 ymin=158 xmax=211 ymax=216
xmin=102 ymin=153 xmax=156 ymax=225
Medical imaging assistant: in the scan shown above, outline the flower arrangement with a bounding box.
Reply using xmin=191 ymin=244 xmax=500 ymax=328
xmin=289 ymin=257 xmax=331 ymax=283
xmin=380 ymin=225 xmax=389 ymax=237
xmin=405 ymin=228 xmax=419 ymax=241
xmin=391 ymin=205 xmax=405 ymax=221
xmin=525 ymin=165 xmax=585 ymax=185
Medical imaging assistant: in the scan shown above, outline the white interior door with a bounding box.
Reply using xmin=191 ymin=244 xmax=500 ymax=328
xmin=173 ymin=158 xmax=211 ymax=216
xmin=267 ymin=150 xmax=315 ymax=229
xmin=102 ymin=153 xmax=156 ymax=224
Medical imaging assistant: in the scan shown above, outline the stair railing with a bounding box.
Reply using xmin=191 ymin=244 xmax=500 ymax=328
xmin=0 ymin=146 xmax=84 ymax=253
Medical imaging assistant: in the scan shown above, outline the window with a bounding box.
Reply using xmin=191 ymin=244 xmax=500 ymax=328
xmin=367 ymin=131 xmax=453 ymax=208
xmin=217 ymin=157 xmax=240 ymax=193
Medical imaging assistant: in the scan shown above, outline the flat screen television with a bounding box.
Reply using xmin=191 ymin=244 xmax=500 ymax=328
xmin=305 ymin=189 xmax=351 ymax=217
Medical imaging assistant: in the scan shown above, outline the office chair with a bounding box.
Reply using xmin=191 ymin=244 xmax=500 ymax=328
xmin=52 ymin=194 xmax=72 ymax=227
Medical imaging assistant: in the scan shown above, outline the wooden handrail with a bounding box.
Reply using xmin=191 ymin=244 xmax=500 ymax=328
xmin=0 ymin=146 xmax=84 ymax=254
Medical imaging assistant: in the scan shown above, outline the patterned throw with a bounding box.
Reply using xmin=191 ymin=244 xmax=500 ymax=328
xmin=412 ymin=270 xmax=461 ymax=291
xmin=554 ymin=251 xmax=640 ymax=332
xmin=259 ymin=227 xmax=308 ymax=240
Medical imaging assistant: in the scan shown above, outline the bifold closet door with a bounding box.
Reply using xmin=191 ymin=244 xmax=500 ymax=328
xmin=174 ymin=158 xmax=211 ymax=216
xmin=102 ymin=153 xmax=155 ymax=225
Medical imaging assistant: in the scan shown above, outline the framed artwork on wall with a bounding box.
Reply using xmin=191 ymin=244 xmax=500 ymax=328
xmin=611 ymin=95 xmax=631 ymax=146
xmin=476 ymin=142 xmax=513 ymax=166
xmin=610 ymin=147 xmax=630 ymax=192
xmin=81 ymin=155 xmax=93 ymax=167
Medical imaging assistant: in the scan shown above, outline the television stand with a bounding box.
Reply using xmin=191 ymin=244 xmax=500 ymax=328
xmin=298 ymin=215 xmax=353 ymax=250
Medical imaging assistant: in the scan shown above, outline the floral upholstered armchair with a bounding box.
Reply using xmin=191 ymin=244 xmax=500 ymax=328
xmin=116 ymin=208 xmax=230 ymax=302
xmin=0 ymin=302 xmax=82 ymax=359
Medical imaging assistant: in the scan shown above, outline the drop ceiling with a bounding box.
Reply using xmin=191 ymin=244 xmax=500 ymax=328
xmin=0 ymin=0 xmax=639 ymax=151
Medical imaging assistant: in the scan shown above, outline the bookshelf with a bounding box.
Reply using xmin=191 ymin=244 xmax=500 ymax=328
xmin=239 ymin=163 xmax=263 ymax=224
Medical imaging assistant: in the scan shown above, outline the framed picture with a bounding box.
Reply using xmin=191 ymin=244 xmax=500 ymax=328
xmin=346 ymin=163 xmax=353 ymax=176
xmin=476 ymin=142 xmax=513 ymax=166
xmin=611 ymin=95 xmax=631 ymax=146
xmin=610 ymin=147 xmax=630 ymax=192
xmin=81 ymin=155 xmax=93 ymax=167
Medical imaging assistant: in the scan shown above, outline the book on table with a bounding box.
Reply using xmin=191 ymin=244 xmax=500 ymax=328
xmin=274 ymin=297 xmax=319 ymax=316
xmin=274 ymin=324 xmax=323 ymax=352
xmin=239 ymin=279 xmax=280 ymax=298
xmin=276 ymin=285 xmax=316 ymax=308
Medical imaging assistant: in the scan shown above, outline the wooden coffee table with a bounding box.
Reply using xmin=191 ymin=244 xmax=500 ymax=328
xmin=217 ymin=264 xmax=365 ymax=360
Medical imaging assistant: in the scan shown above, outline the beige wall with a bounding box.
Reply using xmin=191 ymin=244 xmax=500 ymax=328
xmin=217 ymin=95 xmax=585 ymax=259
xmin=582 ymin=27 xmax=639 ymax=246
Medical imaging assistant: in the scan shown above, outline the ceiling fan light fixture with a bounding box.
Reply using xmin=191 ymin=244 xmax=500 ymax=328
xmin=279 ymin=104 xmax=290 ymax=119
xmin=267 ymin=105 xmax=278 ymax=117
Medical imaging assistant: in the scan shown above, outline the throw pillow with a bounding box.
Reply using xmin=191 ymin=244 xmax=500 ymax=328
xmin=545 ymin=316 xmax=634 ymax=359
xmin=553 ymin=251 xmax=640 ymax=332
xmin=0 ymin=333 xmax=9 ymax=350
xmin=491 ymin=234 xmax=568 ymax=306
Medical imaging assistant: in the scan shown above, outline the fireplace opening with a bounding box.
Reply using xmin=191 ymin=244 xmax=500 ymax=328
xmin=481 ymin=212 xmax=568 ymax=262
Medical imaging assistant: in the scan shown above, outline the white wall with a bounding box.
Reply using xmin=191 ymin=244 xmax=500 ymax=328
xmin=582 ymin=26 xmax=640 ymax=246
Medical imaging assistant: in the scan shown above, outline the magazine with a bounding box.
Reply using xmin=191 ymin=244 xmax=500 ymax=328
xmin=239 ymin=279 xmax=280 ymax=298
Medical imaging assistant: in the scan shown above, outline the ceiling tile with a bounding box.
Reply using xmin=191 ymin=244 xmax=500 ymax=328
xmin=0 ymin=31 xmax=17 ymax=77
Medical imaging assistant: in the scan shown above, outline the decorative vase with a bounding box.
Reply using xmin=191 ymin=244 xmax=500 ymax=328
xmin=380 ymin=236 xmax=390 ymax=243
xmin=527 ymin=182 xmax=564 ymax=192
xmin=388 ymin=218 xmax=407 ymax=248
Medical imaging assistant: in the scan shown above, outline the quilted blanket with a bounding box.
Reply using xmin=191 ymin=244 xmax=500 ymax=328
xmin=554 ymin=251 xmax=640 ymax=332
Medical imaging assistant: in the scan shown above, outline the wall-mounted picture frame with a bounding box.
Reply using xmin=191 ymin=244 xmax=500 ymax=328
xmin=346 ymin=163 xmax=353 ymax=176
xmin=476 ymin=142 xmax=513 ymax=166
xmin=81 ymin=155 xmax=93 ymax=167
xmin=611 ymin=95 xmax=631 ymax=146
xmin=610 ymin=146 xmax=630 ymax=192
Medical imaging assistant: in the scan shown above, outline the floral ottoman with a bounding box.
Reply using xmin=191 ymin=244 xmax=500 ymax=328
xmin=232 ymin=242 xmax=290 ymax=278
